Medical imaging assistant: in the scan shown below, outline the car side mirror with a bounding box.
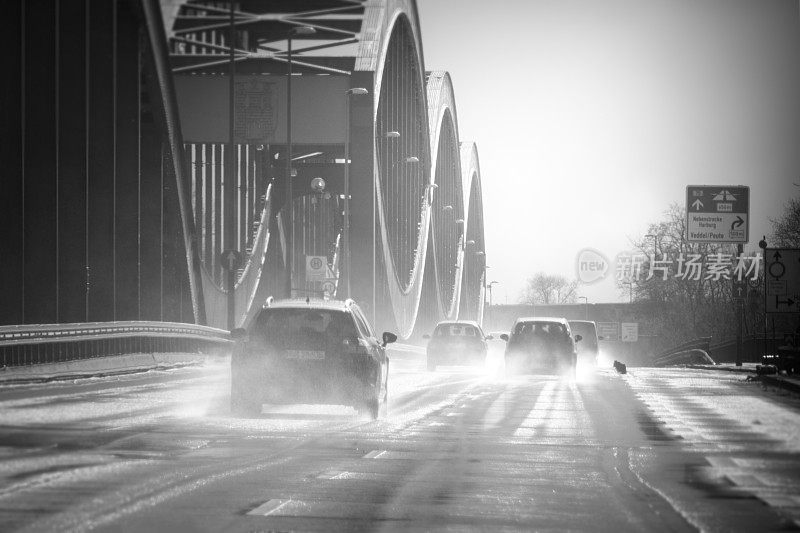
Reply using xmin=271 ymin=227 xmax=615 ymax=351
xmin=485 ymin=335 xmax=494 ymax=340
xmin=231 ymin=327 xmax=248 ymax=342
xmin=382 ymin=332 xmax=398 ymax=347
xmin=575 ymin=334 xmax=583 ymax=342
xmin=422 ymin=333 xmax=431 ymax=339
xmin=500 ymin=334 xmax=509 ymax=342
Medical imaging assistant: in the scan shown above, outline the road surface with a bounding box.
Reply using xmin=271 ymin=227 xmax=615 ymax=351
xmin=1 ymin=347 xmax=800 ymax=532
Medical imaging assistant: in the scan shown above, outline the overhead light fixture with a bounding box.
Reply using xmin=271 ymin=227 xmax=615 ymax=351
xmin=385 ymin=131 xmax=400 ymax=138
xmin=292 ymin=151 xmax=323 ymax=161
xmin=405 ymin=156 xmax=419 ymax=163
xmin=291 ymin=25 xmax=317 ymax=36
xmin=310 ymin=177 xmax=326 ymax=192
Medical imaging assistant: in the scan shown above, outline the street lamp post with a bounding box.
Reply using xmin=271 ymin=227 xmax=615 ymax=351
xmin=487 ymin=280 xmax=498 ymax=330
xmin=284 ymin=25 xmax=316 ymax=299
xmin=344 ymin=87 xmax=368 ymax=299
xmin=487 ymin=281 xmax=499 ymax=308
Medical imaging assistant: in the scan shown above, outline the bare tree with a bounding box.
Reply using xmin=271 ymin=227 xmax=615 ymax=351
xmin=522 ymin=272 xmax=578 ymax=304
xmin=624 ymin=203 xmax=762 ymax=352
xmin=769 ymin=197 xmax=800 ymax=247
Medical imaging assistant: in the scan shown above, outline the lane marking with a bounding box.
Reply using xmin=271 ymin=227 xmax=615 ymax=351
xmin=247 ymin=498 xmax=292 ymax=516
xmin=363 ymin=450 xmax=387 ymax=459
xmin=317 ymin=470 xmax=348 ymax=480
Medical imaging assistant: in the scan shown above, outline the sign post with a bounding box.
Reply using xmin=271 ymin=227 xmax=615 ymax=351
xmin=686 ymin=185 xmax=750 ymax=365
xmin=596 ymin=322 xmax=619 ymax=342
xmin=765 ymin=249 xmax=800 ymax=314
xmin=621 ymin=323 xmax=638 ymax=343
xmin=685 ymin=186 xmax=749 ymax=244
xmin=305 ymin=255 xmax=328 ymax=283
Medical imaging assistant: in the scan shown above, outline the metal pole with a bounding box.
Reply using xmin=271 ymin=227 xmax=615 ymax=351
xmin=344 ymin=93 xmax=351 ymax=299
xmin=735 ymin=243 xmax=744 ymax=366
xmin=372 ymin=150 xmax=376 ymax=325
xmin=764 ymin=281 xmax=768 ymax=358
xmin=285 ymin=34 xmax=293 ymax=298
xmin=226 ymin=1 xmax=236 ymax=329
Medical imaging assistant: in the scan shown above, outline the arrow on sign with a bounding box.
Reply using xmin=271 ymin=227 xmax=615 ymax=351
xmin=222 ymin=250 xmax=239 ymax=271
xmin=776 ymin=296 xmax=795 ymax=308
xmin=731 ymin=216 xmax=744 ymax=230
xmin=773 ymin=250 xmax=782 ymax=261
xmin=691 ymin=199 xmax=703 ymax=211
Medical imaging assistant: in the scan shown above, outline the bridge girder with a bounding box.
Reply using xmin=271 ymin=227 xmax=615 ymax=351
xmin=0 ymin=0 xmax=487 ymax=339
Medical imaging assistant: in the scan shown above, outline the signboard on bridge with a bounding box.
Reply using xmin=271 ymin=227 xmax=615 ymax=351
xmin=321 ymin=280 xmax=337 ymax=299
xmin=596 ymin=322 xmax=619 ymax=342
xmin=305 ymin=256 xmax=328 ymax=282
xmin=686 ymin=185 xmax=749 ymax=243
xmin=765 ymin=248 xmax=800 ymax=314
xmin=621 ymin=323 xmax=639 ymax=342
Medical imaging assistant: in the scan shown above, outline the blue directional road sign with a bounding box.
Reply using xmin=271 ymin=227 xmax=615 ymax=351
xmin=686 ymin=185 xmax=749 ymax=243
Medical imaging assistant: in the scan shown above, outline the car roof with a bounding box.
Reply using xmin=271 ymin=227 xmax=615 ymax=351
xmin=514 ymin=316 xmax=569 ymax=325
xmin=568 ymin=320 xmax=596 ymax=326
xmin=263 ymin=298 xmax=355 ymax=312
xmin=435 ymin=320 xmax=482 ymax=328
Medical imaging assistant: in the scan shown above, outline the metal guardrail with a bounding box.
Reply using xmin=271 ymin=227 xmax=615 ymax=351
xmin=653 ymin=337 xmax=711 ymax=360
xmin=0 ymin=321 xmax=231 ymax=367
xmin=653 ymin=349 xmax=715 ymax=367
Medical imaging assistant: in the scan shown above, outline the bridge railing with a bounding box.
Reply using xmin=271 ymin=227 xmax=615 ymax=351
xmin=0 ymin=322 xmax=231 ymax=368
xmin=653 ymin=348 xmax=715 ymax=367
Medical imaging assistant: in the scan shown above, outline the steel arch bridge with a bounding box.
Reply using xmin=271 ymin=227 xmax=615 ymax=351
xmin=1 ymin=0 xmax=486 ymax=339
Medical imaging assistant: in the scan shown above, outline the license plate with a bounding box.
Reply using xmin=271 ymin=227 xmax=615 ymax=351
xmin=286 ymin=350 xmax=325 ymax=361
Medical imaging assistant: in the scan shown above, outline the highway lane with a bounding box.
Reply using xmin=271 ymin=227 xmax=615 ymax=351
xmin=1 ymin=349 xmax=799 ymax=532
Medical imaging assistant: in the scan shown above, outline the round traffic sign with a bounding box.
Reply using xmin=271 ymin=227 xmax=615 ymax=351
xmin=322 ymin=280 xmax=336 ymax=296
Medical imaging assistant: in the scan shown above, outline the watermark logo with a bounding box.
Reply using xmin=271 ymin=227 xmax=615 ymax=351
xmin=576 ymin=248 xmax=609 ymax=284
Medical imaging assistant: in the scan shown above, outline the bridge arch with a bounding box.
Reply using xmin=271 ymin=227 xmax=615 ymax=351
xmin=458 ymin=143 xmax=486 ymax=324
xmin=369 ymin=4 xmax=432 ymax=336
xmin=426 ymin=72 xmax=464 ymax=320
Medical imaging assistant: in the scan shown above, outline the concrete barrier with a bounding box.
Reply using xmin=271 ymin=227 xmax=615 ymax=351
xmin=0 ymin=352 xmax=210 ymax=384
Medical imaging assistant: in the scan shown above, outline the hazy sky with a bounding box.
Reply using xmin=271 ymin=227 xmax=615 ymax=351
xmin=418 ymin=0 xmax=799 ymax=303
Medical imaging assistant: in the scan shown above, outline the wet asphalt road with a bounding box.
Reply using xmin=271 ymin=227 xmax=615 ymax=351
xmin=1 ymin=348 xmax=800 ymax=532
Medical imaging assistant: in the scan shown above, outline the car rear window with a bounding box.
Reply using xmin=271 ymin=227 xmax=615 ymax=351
xmin=513 ymin=322 xmax=566 ymax=337
xmin=253 ymin=309 xmax=358 ymax=347
xmin=434 ymin=324 xmax=478 ymax=337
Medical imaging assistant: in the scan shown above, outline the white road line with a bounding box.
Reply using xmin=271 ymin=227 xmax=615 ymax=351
xmin=317 ymin=470 xmax=348 ymax=480
xmin=363 ymin=450 xmax=387 ymax=459
xmin=247 ymin=498 xmax=292 ymax=516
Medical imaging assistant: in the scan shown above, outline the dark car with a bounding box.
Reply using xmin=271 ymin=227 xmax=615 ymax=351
xmin=568 ymin=320 xmax=600 ymax=366
xmin=230 ymin=298 xmax=396 ymax=419
xmin=423 ymin=321 xmax=492 ymax=371
xmin=502 ymin=317 xmax=579 ymax=377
